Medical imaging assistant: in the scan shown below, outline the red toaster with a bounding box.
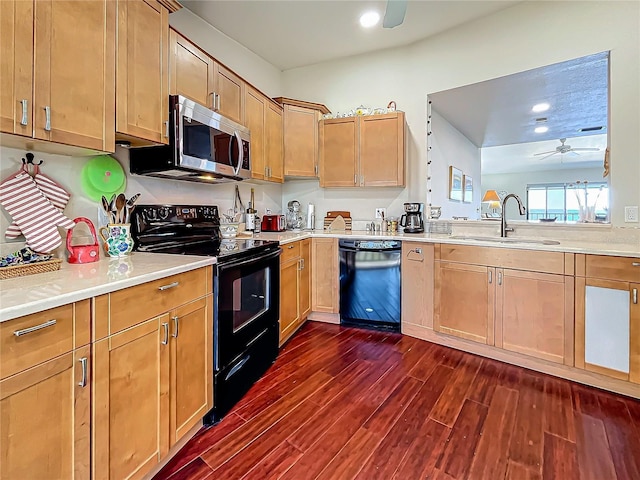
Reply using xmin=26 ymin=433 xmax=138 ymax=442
xmin=261 ymin=214 xmax=286 ymax=232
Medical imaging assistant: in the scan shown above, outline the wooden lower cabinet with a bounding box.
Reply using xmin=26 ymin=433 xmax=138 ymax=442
xmin=311 ymin=238 xmax=339 ymax=313
xmin=93 ymin=295 xmax=212 ymax=480
xmin=279 ymin=239 xmax=311 ymax=345
xmin=401 ymin=242 xmax=434 ymax=330
xmin=1 ymin=347 xmax=90 ymax=480
xmin=435 ymin=261 xmax=494 ymax=344
xmin=93 ymin=316 xmax=169 ymax=480
xmin=435 ymin=256 xmax=572 ymax=364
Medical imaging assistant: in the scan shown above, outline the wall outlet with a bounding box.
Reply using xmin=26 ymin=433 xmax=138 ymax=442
xmin=624 ymin=206 xmax=639 ymax=223
xmin=375 ymin=208 xmax=386 ymax=219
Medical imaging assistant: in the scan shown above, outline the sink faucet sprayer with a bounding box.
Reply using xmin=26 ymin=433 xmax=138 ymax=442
xmin=501 ymin=194 xmax=526 ymax=237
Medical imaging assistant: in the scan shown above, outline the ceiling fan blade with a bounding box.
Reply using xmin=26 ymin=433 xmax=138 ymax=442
xmin=571 ymin=147 xmax=600 ymax=152
xmin=533 ymin=150 xmax=556 ymax=156
xmin=383 ymin=0 xmax=407 ymax=28
xmin=537 ymin=152 xmax=559 ymax=160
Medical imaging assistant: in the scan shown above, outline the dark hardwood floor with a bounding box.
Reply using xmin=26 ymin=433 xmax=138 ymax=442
xmin=154 ymin=322 xmax=640 ymax=480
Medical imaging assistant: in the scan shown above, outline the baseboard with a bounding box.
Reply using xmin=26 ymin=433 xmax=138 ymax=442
xmin=141 ymin=421 xmax=203 ymax=480
xmin=308 ymin=312 xmax=340 ymax=324
xmin=402 ymin=322 xmax=640 ymax=400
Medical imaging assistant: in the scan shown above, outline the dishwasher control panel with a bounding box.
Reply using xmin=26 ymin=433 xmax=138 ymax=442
xmin=339 ymin=239 xmax=401 ymax=250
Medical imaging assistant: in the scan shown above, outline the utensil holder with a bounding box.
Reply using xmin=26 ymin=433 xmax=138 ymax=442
xmin=99 ymin=223 xmax=133 ymax=257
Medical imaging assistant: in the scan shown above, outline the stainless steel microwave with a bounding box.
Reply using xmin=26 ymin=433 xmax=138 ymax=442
xmin=129 ymin=95 xmax=251 ymax=183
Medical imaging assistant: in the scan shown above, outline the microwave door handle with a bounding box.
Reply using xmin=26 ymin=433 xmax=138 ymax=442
xmin=232 ymin=131 xmax=243 ymax=176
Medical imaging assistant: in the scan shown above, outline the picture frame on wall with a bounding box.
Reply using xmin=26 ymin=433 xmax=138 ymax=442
xmin=449 ymin=166 xmax=463 ymax=201
xmin=463 ymin=175 xmax=473 ymax=203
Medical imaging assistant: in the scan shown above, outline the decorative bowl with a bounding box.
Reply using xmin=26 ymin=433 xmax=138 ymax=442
xmin=220 ymin=223 xmax=239 ymax=238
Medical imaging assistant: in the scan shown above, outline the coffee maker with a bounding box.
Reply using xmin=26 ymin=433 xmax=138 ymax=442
xmin=400 ymin=203 xmax=424 ymax=233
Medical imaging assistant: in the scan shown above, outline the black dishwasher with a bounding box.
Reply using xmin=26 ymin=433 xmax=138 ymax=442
xmin=339 ymin=239 xmax=401 ymax=332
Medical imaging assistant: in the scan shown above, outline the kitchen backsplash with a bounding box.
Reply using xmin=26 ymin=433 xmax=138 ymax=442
xmin=0 ymin=145 xmax=283 ymax=256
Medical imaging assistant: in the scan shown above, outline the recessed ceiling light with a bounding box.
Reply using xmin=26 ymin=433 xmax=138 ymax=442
xmin=532 ymin=103 xmax=550 ymax=113
xmin=534 ymin=126 xmax=549 ymax=133
xmin=360 ymin=11 xmax=380 ymax=28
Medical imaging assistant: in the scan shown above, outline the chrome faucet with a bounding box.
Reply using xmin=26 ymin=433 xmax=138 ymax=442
xmin=501 ymin=193 xmax=526 ymax=237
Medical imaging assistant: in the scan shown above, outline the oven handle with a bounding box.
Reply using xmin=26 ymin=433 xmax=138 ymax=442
xmin=225 ymin=354 xmax=251 ymax=381
xmin=218 ymin=248 xmax=281 ymax=270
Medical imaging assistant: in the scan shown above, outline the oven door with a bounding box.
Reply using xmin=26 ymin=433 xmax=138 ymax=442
xmin=214 ymin=248 xmax=280 ymax=370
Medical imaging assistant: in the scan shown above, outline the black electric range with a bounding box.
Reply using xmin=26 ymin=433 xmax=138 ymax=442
xmin=130 ymin=205 xmax=281 ymax=424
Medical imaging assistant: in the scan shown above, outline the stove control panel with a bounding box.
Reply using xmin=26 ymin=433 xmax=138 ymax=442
xmin=135 ymin=205 xmax=219 ymax=223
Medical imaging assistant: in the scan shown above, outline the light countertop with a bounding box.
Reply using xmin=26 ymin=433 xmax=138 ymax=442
xmin=253 ymin=230 xmax=640 ymax=258
xmin=0 ymin=253 xmax=216 ymax=323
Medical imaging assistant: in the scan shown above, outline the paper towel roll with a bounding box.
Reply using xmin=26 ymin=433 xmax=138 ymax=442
xmin=306 ymin=203 xmax=315 ymax=230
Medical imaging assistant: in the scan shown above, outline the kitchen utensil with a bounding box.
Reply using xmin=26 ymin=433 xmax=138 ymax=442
xmin=99 ymin=224 xmax=133 ymax=257
xmin=124 ymin=193 xmax=141 ymax=223
xmin=66 ymin=217 xmax=100 ymax=264
xmin=115 ymin=193 xmax=126 ymax=223
xmin=326 ymin=211 xmax=350 ymax=218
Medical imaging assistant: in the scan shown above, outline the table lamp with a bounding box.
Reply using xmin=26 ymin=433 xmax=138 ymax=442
xmin=482 ymin=190 xmax=501 ymax=218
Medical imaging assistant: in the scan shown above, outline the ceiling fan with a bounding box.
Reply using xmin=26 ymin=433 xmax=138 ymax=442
xmin=533 ymin=138 xmax=600 ymax=160
xmin=383 ymin=0 xmax=408 ymax=28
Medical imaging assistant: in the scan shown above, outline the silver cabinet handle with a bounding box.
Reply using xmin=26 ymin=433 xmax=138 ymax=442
xmin=360 ymin=175 xmax=364 ymax=186
xmin=498 ymin=271 xmax=503 ymax=286
xmin=20 ymin=99 xmax=28 ymax=126
xmin=158 ymin=281 xmax=179 ymax=291
xmin=78 ymin=357 xmax=88 ymax=387
xmin=633 ymin=288 xmax=638 ymax=305
xmin=354 ymin=174 xmax=358 ymax=185
xmin=632 ymin=262 xmax=640 ymax=267
xmin=164 ymin=120 xmax=169 ymax=138
xmin=314 ymin=164 xmax=319 ymax=175
xmin=268 ymin=166 xmax=272 ymax=177
xmin=13 ymin=319 xmax=56 ymax=337
xmin=297 ymin=259 xmax=302 ymax=271
xmin=287 ymin=244 xmax=294 ymax=249
xmin=208 ymin=92 xmax=215 ymax=109
xmin=300 ymin=258 xmax=305 ymax=269
xmin=44 ymin=106 xmax=51 ymax=131
xmin=488 ymin=271 xmax=493 ymax=284
xmin=172 ymin=316 xmax=179 ymax=338
xmin=161 ymin=322 xmax=169 ymax=345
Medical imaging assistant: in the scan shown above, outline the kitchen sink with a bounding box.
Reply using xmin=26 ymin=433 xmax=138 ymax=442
xmin=449 ymin=236 xmax=561 ymax=246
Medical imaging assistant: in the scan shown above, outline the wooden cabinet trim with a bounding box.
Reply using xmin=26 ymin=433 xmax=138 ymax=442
xmin=273 ymin=97 xmax=330 ymax=114
xmin=584 ymin=254 xmax=640 ymax=283
xmin=630 ymin=283 xmax=640 ymax=383
xmin=574 ymin=276 xmax=586 ymax=369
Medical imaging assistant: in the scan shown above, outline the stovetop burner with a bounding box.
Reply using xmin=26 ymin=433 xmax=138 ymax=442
xmin=130 ymin=204 xmax=279 ymax=260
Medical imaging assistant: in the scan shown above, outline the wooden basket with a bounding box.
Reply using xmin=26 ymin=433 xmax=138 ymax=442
xmin=0 ymin=258 xmax=62 ymax=280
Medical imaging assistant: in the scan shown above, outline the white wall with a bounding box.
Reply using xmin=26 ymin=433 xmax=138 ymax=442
xmin=430 ymin=110 xmax=481 ymax=219
xmin=483 ymin=167 xmax=605 ymax=219
xmin=169 ymin=9 xmax=282 ymax=97
xmin=281 ymin=1 xmax=640 ymax=227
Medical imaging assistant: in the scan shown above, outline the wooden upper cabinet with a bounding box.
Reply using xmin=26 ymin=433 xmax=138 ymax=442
xmin=319 ymin=112 xmax=405 ymax=188
xmin=245 ymin=86 xmax=266 ymax=180
xmin=0 ymin=0 xmax=33 ymax=137
xmin=320 ymin=117 xmax=358 ymax=187
xmin=1 ymin=348 xmax=90 ymax=480
xmin=213 ymin=62 xmax=244 ymax=125
xmin=360 ymin=112 xmax=405 ymax=186
xmin=116 ymin=0 xmax=169 ymax=145
xmin=265 ymin=101 xmax=284 ymax=183
xmin=33 ymin=0 xmax=115 ymax=150
xmin=169 ymin=29 xmax=214 ymax=108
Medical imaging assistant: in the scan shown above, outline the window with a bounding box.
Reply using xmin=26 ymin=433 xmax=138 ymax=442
xmin=526 ymin=182 xmax=609 ymax=222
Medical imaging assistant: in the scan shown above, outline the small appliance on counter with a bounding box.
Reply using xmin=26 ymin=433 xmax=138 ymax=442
xmin=286 ymin=200 xmax=305 ymax=231
xmin=400 ymin=202 xmax=425 ymax=233
xmin=261 ymin=214 xmax=286 ymax=232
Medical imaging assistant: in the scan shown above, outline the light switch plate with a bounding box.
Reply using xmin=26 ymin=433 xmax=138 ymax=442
xmin=624 ymin=206 xmax=639 ymax=223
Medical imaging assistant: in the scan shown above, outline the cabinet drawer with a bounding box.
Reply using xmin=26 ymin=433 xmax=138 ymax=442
xmin=439 ymin=244 xmax=565 ymax=274
xmin=584 ymin=255 xmax=640 ymax=282
xmin=108 ymin=268 xmax=208 ymax=335
xmin=0 ymin=304 xmax=74 ymax=379
xmin=281 ymin=241 xmax=301 ymax=263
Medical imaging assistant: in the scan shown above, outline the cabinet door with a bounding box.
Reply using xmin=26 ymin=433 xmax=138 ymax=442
xmin=93 ymin=317 xmax=169 ymax=480
xmin=360 ymin=113 xmax=405 ymax=186
xmin=435 ymin=261 xmax=494 ymax=345
xmin=245 ymin=86 xmax=266 ymax=180
xmin=169 ymin=30 xmax=214 ymax=108
xmin=116 ymin=0 xmax=169 ymax=145
xmin=213 ymin=62 xmax=244 ymax=124
xmin=265 ymin=102 xmax=284 ymax=183
xmin=312 ymin=238 xmax=339 ymax=313
xmin=1 ymin=347 xmax=90 ymax=480
xmin=283 ymin=104 xmax=319 ymax=177
xmin=401 ymin=242 xmax=434 ymax=329
xmin=299 ymin=239 xmax=312 ymax=320
xmin=575 ymin=277 xmax=636 ymax=381
xmin=0 ymin=0 xmax=33 ymax=136
xmin=169 ymin=297 xmax=213 ymax=446
xmin=33 ymin=0 xmax=115 ymax=151
xmin=496 ymin=269 xmax=570 ymax=364
xmin=280 ymin=257 xmax=300 ymax=345
xmin=320 ymin=117 xmax=358 ymax=187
